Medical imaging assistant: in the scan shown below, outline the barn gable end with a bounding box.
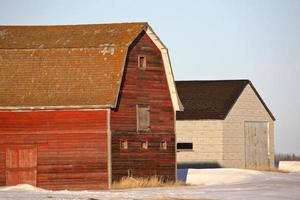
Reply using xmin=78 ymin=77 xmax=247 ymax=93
xmin=110 ymin=31 xmax=176 ymax=181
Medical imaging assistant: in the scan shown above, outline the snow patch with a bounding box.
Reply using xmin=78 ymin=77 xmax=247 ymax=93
xmin=279 ymin=161 xmax=300 ymax=172
xmin=186 ymin=168 xmax=262 ymax=186
xmin=0 ymin=184 xmax=46 ymax=192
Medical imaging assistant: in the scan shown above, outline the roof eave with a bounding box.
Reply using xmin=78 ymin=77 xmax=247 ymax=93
xmin=0 ymin=105 xmax=112 ymax=110
xmin=144 ymin=25 xmax=184 ymax=111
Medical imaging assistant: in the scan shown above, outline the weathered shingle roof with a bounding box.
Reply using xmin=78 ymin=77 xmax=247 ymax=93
xmin=0 ymin=23 xmax=147 ymax=49
xmin=0 ymin=23 xmax=147 ymax=109
xmin=176 ymin=80 xmax=275 ymax=120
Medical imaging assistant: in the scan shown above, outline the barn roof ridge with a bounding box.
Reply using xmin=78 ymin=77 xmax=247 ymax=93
xmin=0 ymin=22 xmax=148 ymax=49
xmin=0 ymin=22 xmax=148 ymax=27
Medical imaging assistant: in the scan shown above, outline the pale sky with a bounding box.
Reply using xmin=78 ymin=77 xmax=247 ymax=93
xmin=0 ymin=0 xmax=299 ymax=154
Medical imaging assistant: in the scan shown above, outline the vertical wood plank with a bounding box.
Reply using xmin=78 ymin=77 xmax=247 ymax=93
xmin=245 ymin=122 xmax=269 ymax=169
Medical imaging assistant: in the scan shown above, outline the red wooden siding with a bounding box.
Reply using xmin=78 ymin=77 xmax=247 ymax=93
xmin=0 ymin=110 xmax=108 ymax=190
xmin=112 ymin=134 xmax=175 ymax=181
xmin=110 ymin=31 xmax=176 ymax=182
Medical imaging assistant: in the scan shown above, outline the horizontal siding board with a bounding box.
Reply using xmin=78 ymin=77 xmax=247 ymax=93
xmin=111 ymin=133 xmax=176 ymax=182
xmin=0 ymin=110 xmax=109 ymax=190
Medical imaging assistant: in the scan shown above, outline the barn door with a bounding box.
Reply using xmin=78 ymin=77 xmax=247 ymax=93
xmin=6 ymin=146 xmax=37 ymax=186
xmin=245 ymin=122 xmax=269 ymax=169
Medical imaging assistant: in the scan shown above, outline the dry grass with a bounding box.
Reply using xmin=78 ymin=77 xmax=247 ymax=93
xmin=111 ymin=176 xmax=188 ymax=189
xmin=155 ymin=198 xmax=211 ymax=200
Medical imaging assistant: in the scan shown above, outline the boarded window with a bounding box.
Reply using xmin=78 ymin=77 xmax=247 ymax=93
xmin=141 ymin=141 xmax=148 ymax=149
xmin=137 ymin=105 xmax=150 ymax=132
xmin=120 ymin=140 xmax=128 ymax=150
xmin=160 ymin=141 xmax=167 ymax=150
xmin=177 ymin=142 xmax=193 ymax=150
xmin=138 ymin=55 xmax=146 ymax=69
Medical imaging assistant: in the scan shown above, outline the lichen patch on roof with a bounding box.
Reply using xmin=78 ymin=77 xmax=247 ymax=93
xmin=0 ymin=22 xmax=146 ymax=49
xmin=0 ymin=23 xmax=146 ymax=109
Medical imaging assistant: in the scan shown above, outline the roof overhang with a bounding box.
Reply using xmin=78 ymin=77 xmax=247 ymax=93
xmin=0 ymin=105 xmax=111 ymax=110
xmin=144 ymin=25 xmax=184 ymax=111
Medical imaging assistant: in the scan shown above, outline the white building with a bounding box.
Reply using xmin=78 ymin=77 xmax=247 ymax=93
xmin=176 ymin=80 xmax=275 ymax=169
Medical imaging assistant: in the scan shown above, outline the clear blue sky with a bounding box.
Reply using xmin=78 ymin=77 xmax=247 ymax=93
xmin=1 ymin=0 xmax=299 ymax=154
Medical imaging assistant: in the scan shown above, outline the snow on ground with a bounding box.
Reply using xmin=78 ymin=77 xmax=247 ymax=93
xmin=279 ymin=161 xmax=300 ymax=172
xmin=0 ymin=184 xmax=46 ymax=192
xmin=186 ymin=168 xmax=262 ymax=185
xmin=1 ymin=169 xmax=300 ymax=200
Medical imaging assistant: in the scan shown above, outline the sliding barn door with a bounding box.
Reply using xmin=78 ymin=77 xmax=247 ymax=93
xmin=6 ymin=146 xmax=37 ymax=186
xmin=245 ymin=122 xmax=269 ymax=169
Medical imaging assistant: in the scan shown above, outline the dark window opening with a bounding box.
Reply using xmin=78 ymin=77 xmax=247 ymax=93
xmin=138 ymin=55 xmax=146 ymax=69
xmin=128 ymin=169 xmax=133 ymax=177
xmin=160 ymin=141 xmax=167 ymax=150
xmin=120 ymin=140 xmax=128 ymax=150
xmin=177 ymin=142 xmax=193 ymax=150
xmin=137 ymin=105 xmax=150 ymax=132
xmin=141 ymin=141 xmax=148 ymax=149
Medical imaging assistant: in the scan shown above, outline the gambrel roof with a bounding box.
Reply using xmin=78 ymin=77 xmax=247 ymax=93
xmin=0 ymin=23 xmax=183 ymax=111
xmin=176 ymin=80 xmax=275 ymax=120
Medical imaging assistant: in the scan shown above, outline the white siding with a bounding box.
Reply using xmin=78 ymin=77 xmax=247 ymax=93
xmin=176 ymin=120 xmax=224 ymax=166
xmin=176 ymin=84 xmax=274 ymax=169
xmin=223 ymin=84 xmax=274 ymax=168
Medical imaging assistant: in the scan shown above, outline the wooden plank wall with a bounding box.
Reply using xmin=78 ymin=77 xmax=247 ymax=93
xmin=111 ymin=31 xmax=176 ymax=182
xmin=111 ymin=133 xmax=175 ymax=181
xmin=0 ymin=110 xmax=108 ymax=190
xmin=0 ymin=146 xmax=5 ymax=186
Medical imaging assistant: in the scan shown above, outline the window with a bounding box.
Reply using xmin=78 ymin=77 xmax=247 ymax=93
xmin=141 ymin=141 xmax=148 ymax=150
xmin=138 ymin=55 xmax=146 ymax=69
xmin=128 ymin=169 xmax=133 ymax=177
xmin=160 ymin=141 xmax=167 ymax=150
xmin=177 ymin=142 xmax=193 ymax=150
xmin=120 ymin=140 xmax=128 ymax=150
xmin=137 ymin=105 xmax=150 ymax=132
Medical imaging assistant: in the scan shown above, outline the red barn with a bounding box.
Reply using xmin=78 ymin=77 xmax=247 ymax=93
xmin=0 ymin=23 xmax=183 ymax=190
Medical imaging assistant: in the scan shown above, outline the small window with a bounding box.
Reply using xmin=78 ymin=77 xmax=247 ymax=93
xmin=160 ymin=141 xmax=167 ymax=150
xmin=138 ymin=55 xmax=146 ymax=69
xmin=141 ymin=141 xmax=148 ymax=150
xmin=120 ymin=140 xmax=128 ymax=150
xmin=177 ymin=142 xmax=193 ymax=150
xmin=137 ymin=105 xmax=150 ymax=132
xmin=128 ymin=169 xmax=133 ymax=177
